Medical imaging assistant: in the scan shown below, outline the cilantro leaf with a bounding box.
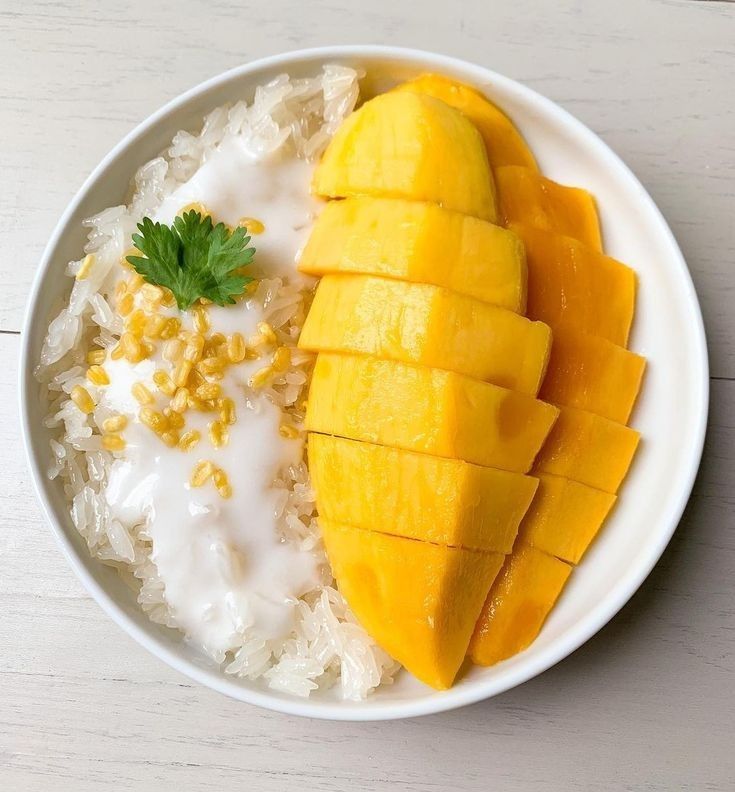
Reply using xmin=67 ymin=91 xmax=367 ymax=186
xmin=126 ymin=210 xmax=255 ymax=310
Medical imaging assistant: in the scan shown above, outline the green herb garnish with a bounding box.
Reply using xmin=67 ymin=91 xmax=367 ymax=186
xmin=126 ymin=210 xmax=255 ymax=310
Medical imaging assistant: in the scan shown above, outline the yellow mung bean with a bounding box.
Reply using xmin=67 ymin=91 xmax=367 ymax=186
xmin=212 ymin=467 xmax=232 ymax=499
xmin=278 ymin=423 xmax=299 ymax=440
xmin=249 ymin=366 xmax=273 ymax=389
xmin=195 ymin=382 xmax=221 ymax=401
xmin=160 ymin=317 xmax=182 ymax=340
xmin=271 ymin=346 xmax=291 ymax=373
xmin=257 ymin=321 xmax=277 ymax=345
xmin=173 ymin=360 xmax=193 ymax=388
xmin=162 ymin=338 xmax=185 ymax=363
xmin=102 ymin=414 xmax=127 ymax=433
xmin=76 ymin=254 xmax=95 ymax=280
xmin=144 ymin=314 xmax=167 ymax=339
xmin=117 ymin=292 xmax=135 ymax=317
xmin=238 ymin=216 xmax=265 ymax=234
xmin=184 ymin=333 xmax=205 ymax=363
xmin=86 ymin=348 xmax=106 ymax=366
xmin=192 ymin=304 xmax=210 ymax=334
xmin=190 ymin=459 xmax=215 ymax=487
xmin=219 ymin=396 xmax=236 ymax=425
xmin=86 ymin=365 xmax=110 ymax=386
xmin=140 ymin=283 xmax=164 ymax=304
xmin=127 ymin=273 xmax=144 ymax=293
xmin=125 ymin=309 xmax=147 ymax=338
xmin=102 ymin=433 xmax=126 ymax=452
xmin=131 ymin=382 xmax=154 ymax=405
xmin=199 ymin=356 xmax=227 ymax=376
xmin=153 ymin=369 xmax=176 ymax=397
xmin=170 ymin=387 xmax=190 ymax=414
xmin=70 ymin=385 xmax=95 ymax=414
xmin=208 ymin=420 xmax=228 ymax=449
xmin=160 ymin=430 xmax=180 ymax=448
xmin=178 ymin=429 xmax=201 ymax=452
xmin=139 ymin=407 xmax=169 ymax=434
xmin=226 ymin=332 xmax=246 ymax=363
xmin=162 ymin=407 xmax=185 ymax=430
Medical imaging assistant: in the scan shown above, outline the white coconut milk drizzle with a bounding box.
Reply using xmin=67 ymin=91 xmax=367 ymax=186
xmin=103 ymin=138 xmax=321 ymax=661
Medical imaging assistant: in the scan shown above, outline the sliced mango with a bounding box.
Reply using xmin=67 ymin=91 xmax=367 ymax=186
xmin=308 ymin=434 xmax=538 ymax=553
xmin=394 ymin=73 xmax=538 ymax=171
xmin=469 ymin=544 xmax=572 ymax=666
xmin=513 ymin=223 xmax=636 ymax=347
xmin=321 ymin=520 xmax=505 ymax=689
xmin=298 ymin=275 xmax=551 ymax=395
xmin=495 ymin=166 xmax=602 ymax=251
xmin=539 ymin=326 xmax=646 ymax=423
xmin=298 ymin=197 xmax=527 ymax=312
xmin=305 ymin=354 xmax=559 ymax=473
xmin=313 ymin=91 xmax=497 ymax=222
xmin=517 ymin=474 xmax=616 ymax=564
xmin=534 ymin=406 xmax=640 ymax=493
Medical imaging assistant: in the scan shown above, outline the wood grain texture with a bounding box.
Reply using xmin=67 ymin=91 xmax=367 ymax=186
xmin=2 ymin=0 xmax=734 ymax=790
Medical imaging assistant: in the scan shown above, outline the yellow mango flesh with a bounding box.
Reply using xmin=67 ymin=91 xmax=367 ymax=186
xmin=539 ymin=326 xmax=646 ymax=423
xmin=534 ymin=406 xmax=640 ymax=493
xmin=306 ymin=353 xmax=559 ymax=473
xmin=495 ymin=166 xmax=602 ymax=252
xmin=517 ymin=474 xmax=616 ymax=564
xmin=513 ymin=223 xmax=636 ymax=347
xmin=308 ymin=434 xmax=538 ymax=553
xmin=469 ymin=543 xmax=572 ymax=666
xmin=321 ymin=520 xmax=505 ymax=689
xmin=313 ymin=91 xmax=498 ymax=222
xmin=298 ymin=275 xmax=552 ymax=395
xmin=298 ymin=197 xmax=527 ymax=312
xmin=394 ymin=73 xmax=538 ymax=171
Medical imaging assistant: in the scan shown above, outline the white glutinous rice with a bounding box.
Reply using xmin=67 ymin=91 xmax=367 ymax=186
xmin=36 ymin=66 xmax=398 ymax=701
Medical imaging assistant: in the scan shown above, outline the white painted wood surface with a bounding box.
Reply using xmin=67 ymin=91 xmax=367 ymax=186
xmin=2 ymin=0 xmax=734 ymax=789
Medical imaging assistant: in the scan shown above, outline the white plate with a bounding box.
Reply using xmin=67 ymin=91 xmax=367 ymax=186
xmin=20 ymin=46 xmax=708 ymax=720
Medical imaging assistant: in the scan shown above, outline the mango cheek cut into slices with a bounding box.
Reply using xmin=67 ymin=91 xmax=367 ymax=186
xmin=308 ymin=433 xmax=538 ymax=554
xmin=495 ymin=166 xmax=602 ymax=252
xmin=469 ymin=544 xmax=573 ymax=667
xmin=298 ymin=275 xmax=552 ymax=395
xmin=517 ymin=474 xmax=616 ymax=565
xmin=512 ymin=223 xmax=636 ymax=347
xmin=539 ymin=326 xmax=646 ymax=424
xmin=298 ymin=196 xmax=528 ymax=312
xmin=320 ymin=520 xmax=506 ymax=690
xmin=312 ymin=91 xmax=498 ymax=222
xmin=393 ymin=73 xmax=538 ymax=171
xmin=305 ymin=353 xmax=559 ymax=473
xmin=533 ymin=406 xmax=640 ymax=494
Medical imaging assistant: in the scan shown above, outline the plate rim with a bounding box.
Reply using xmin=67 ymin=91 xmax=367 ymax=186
xmin=19 ymin=44 xmax=709 ymax=721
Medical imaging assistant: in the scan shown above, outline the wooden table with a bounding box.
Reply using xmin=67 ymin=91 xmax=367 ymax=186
xmin=2 ymin=1 xmax=733 ymax=789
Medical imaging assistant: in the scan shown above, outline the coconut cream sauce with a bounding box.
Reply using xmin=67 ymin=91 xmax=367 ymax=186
xmin=102 ymin=138 xmax=322 ymax=660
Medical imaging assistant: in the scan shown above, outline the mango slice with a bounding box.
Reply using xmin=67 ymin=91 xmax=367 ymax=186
xmin=394 ymin=73 xmax=538 ymax=171
xmin=298 ymin=275 xmax=551 ymax=395
xmin=298 ymin=197 xmax=527 ymax=312
xmin=539 ymin=326 xmax=646 ymax=423
xmin=517 ymin=474 xmax=616 ymax=564
xmin=495 ymin=166 xmax=602 ymax=251
xmin=512 ymin=224 xmax=636 ymax=347
xmin=469 ymin=544 xmax=572 ymax=667
xmin=308 ymin=434 xmax=538 ymax=553
xmin=321 ymin=520 xmax=505 ymax=689
xmin=313 ymin=91 xmax=498 ymax=222
xmin=534 ymin=406 xmax=640 ymax=493
xmin=306 ymin=354 xmax=559 ymax=472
